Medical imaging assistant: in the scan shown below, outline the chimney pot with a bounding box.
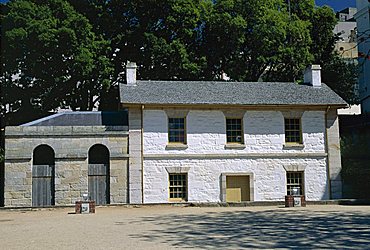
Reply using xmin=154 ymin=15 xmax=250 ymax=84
xmin=304 ymin=64 xmax=321 ymax=88
xmin=126 ymin=61 xmax=137 ymax=86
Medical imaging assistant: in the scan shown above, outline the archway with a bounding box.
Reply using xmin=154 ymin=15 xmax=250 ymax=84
xmin=88 ymin=144 xmax=110 ymax=205
xmin=32 ymin=145 xmax=55 ymax=206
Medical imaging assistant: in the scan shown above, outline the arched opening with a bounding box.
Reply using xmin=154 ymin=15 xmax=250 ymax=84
xmin=32 ymin=145 xmax=55 ymax=207
xmin=88 ymin=144 xmax=110 ymax=205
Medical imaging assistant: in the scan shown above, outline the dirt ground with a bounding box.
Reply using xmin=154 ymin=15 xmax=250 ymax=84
xmin=0 ymin=205 xmax=369 ymax=249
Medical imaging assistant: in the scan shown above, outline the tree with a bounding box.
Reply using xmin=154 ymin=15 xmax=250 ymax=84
xmin=322 ymin=55 xmax=359 ymax=104
xmin=1 ymin=0 xmax=113 ymax=123
xmin=70 ymin=0 xmax=209 ymax=80
xmin=201 ymin=0 xmax=313 ymax=82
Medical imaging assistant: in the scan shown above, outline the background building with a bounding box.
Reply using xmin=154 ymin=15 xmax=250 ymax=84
xmin=354 ymin=0 xmax=370 ymax=113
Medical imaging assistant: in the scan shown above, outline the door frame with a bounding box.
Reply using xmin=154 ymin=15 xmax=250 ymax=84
xmin=221 ymin=172 xmax=254 ymax=202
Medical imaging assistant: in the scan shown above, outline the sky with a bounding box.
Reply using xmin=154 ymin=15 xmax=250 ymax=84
xmin=0 ymin=0 xmax=358 ymax=12
xmin=315 ymin=0 xmax=357 ymax=11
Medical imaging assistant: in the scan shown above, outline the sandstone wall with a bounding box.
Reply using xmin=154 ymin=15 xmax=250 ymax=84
xmin=4 ymin=126 xmax=128 ymax=207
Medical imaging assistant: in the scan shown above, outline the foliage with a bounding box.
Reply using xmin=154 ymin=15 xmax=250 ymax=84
xmin=341 ymin=127 xmax=370 ymax=198
xmin=1 ymin=0 xmax=357 ymax=118
xmin=322 ymin=55 xmax=359 ymax=104
xmin=1 ymin=0 xmax=113 ymax=117
xmin=0 ymin=148 xmax=3 ymax=163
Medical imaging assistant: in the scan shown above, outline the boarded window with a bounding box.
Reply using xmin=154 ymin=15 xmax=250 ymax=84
xmin=226 ymin=176 xmax=250 ymax=202
xmin=88 ymin=144 xmax=110 ymax=205
xmin=32 ymin=145 xmax=55 ymax=207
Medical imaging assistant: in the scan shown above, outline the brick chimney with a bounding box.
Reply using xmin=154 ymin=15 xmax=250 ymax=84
xmin=304 ymin=65 xmax=321 ymax=88
xmin=126 ymin=62 xmax=137 ymax=86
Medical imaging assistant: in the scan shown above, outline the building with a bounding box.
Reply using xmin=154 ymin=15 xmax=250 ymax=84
xmin=354 ymin=0 xmax=370 ymax=113
xmin=334 ymin=7 xmax=358 ymax=59
xmin=3 ymin=64 xmax=347 ymax=207
xmin=4 ymin=112 xmax=129 ymax=207
xmin=121 ymin=63 xmax=346 ymax=204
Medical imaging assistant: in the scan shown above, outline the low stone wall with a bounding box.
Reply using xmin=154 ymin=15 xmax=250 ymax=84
xmin=4 ymin=126 xmax=129 ymax=207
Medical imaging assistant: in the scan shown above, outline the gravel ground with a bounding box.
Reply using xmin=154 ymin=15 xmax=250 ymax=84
xmin=0 ymin=205 xmax=369 ymax=249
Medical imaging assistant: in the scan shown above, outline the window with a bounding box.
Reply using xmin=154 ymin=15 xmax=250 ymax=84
xmin=284 ymin=118 xmax=302 ymax=144
xmin=168 ymin=117 xmax=186 ymax=143
xmin=169 ymin=173 xmax=187 ymax=201
xmin=226 ymin=118 xmax=243 ymax=143
xmin=287 ymin=172 xmax=304 ymax=195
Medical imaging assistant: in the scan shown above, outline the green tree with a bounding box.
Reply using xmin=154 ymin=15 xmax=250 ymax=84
xmin=322 ymin=55 xmax=359 ymax=104
xmin=71 ymin=0 xmax=209 ymax=80
xmin=1 ymin=0 xmax=113 ymax=122
xmin=202 ymin=0 xmax=313 ymax=82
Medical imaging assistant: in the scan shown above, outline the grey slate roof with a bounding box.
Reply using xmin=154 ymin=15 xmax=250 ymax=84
xmin=21 ymin=111 xmax=128 ymax=126
xmin=120 ymin=81 xmax=347 ymax=106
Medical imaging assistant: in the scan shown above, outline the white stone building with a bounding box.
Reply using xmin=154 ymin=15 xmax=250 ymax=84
xmin=121 ymin=64 xmax=347 ymax=204
xmin=354 ymin=0 xmax=370 ymax=113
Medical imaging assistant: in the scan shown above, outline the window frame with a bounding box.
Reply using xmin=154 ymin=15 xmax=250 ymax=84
xmin=226 ymin=117 xmax=244 ymax=144
xmin=168 ymin=173 xmax=188 ymax=202
xmin=284 ymin=118 xmax=303 ymax=145
xmin=286 ymin=171 xmax=305 ymax=196
xmin=168 ymin=117 xmax=187 ymax=144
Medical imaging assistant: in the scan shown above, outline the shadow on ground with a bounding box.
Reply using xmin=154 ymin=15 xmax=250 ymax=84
xmin=127 ymin=209 xmax=370 ymax=249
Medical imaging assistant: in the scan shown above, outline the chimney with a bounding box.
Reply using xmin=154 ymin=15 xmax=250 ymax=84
xmin=126 ymin=61 xmax=137 ymax=86
xmin=304 ymin=65 xmax=321 ymax=88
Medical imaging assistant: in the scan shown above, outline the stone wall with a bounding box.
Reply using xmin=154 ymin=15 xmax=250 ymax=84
xmin=142 ymin=109 xmax=330 ymax=203
xmin=4 ymin=126 xmax=129 ymax=207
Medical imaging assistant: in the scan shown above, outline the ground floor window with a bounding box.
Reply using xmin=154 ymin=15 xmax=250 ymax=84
xmin=287 ymin=172 xmax=304 ymax=195
xmin=169 ymin=173 xmax=187 ymax=201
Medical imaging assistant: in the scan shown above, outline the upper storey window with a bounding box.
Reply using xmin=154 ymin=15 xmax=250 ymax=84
xmin=226 ymin=118 xmax=243 ymax=144
xmin=284 ymin=118 xmax=302 ymax=144
xmin=168 ymin=117 xmax=186 ymax=144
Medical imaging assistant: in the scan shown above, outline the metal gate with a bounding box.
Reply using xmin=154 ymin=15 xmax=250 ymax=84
xmin=32 ymin=165 xmax=54 ymax=207
xmin=88 ymin=164 xmax=109 ymax=205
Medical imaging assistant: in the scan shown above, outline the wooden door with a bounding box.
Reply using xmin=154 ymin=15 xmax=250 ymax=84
xmin=226 ymin=176 xmax=250 ymax=202
xmin=32 ymin=165 xmax=54 ymax=207
xmin=88 ymin=164 xmax=109 ymax=205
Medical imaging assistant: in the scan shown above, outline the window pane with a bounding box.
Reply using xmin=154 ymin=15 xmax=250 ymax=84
xmin=169 ymin=174 xmax=187 ymax=200
xmin=226 ymin=118 xmax=243 ymax=144
xmin=287 ymin=172 xmax=304 ymax=195
xmin=284 ymin=118 xmax=301 ymax=143
xmin=168 ymin=117 xmax=186 ymax=143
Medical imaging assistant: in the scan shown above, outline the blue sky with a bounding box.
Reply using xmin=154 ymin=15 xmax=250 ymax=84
xmin=315 ymin=0 xmax=356 ymax=11
xmin=0 ymin=0 xmax=357 ymax=12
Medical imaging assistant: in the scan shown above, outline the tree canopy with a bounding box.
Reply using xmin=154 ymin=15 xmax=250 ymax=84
xmin=1 ymin=0 xmax=358 ymax=125
xmin=1 ymin=0 xmax=113 ymax=121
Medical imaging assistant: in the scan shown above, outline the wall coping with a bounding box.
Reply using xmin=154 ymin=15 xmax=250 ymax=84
xmin=5 ymin=126 xmax=128 ymax=137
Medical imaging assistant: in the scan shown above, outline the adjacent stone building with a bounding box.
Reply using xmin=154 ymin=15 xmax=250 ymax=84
xmin=4 ymin=112 xmax=129 ymax=207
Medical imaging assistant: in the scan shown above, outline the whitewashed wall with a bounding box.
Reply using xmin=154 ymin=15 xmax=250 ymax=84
xmin=143 ymin=110 xmax=326 ymax=154
xmin=142 ymin=109 xmax=329 ymax=202
xmin=143 ymin=158 xmax=329 ymax=203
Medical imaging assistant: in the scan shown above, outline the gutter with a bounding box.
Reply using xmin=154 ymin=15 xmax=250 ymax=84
xmin=325 ymin=105 xmax=332 ymax=199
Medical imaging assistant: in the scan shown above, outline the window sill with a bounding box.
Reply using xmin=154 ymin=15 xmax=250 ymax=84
xmin=168 ymin=199 xmax=187 ymax=202
xmin=224 ymin=144 xmax=246 ymax=150
xmin=283 ymin=143 xmax=304 ymax=149
xmin=166 ymin=144 xmax=188 ymax=150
